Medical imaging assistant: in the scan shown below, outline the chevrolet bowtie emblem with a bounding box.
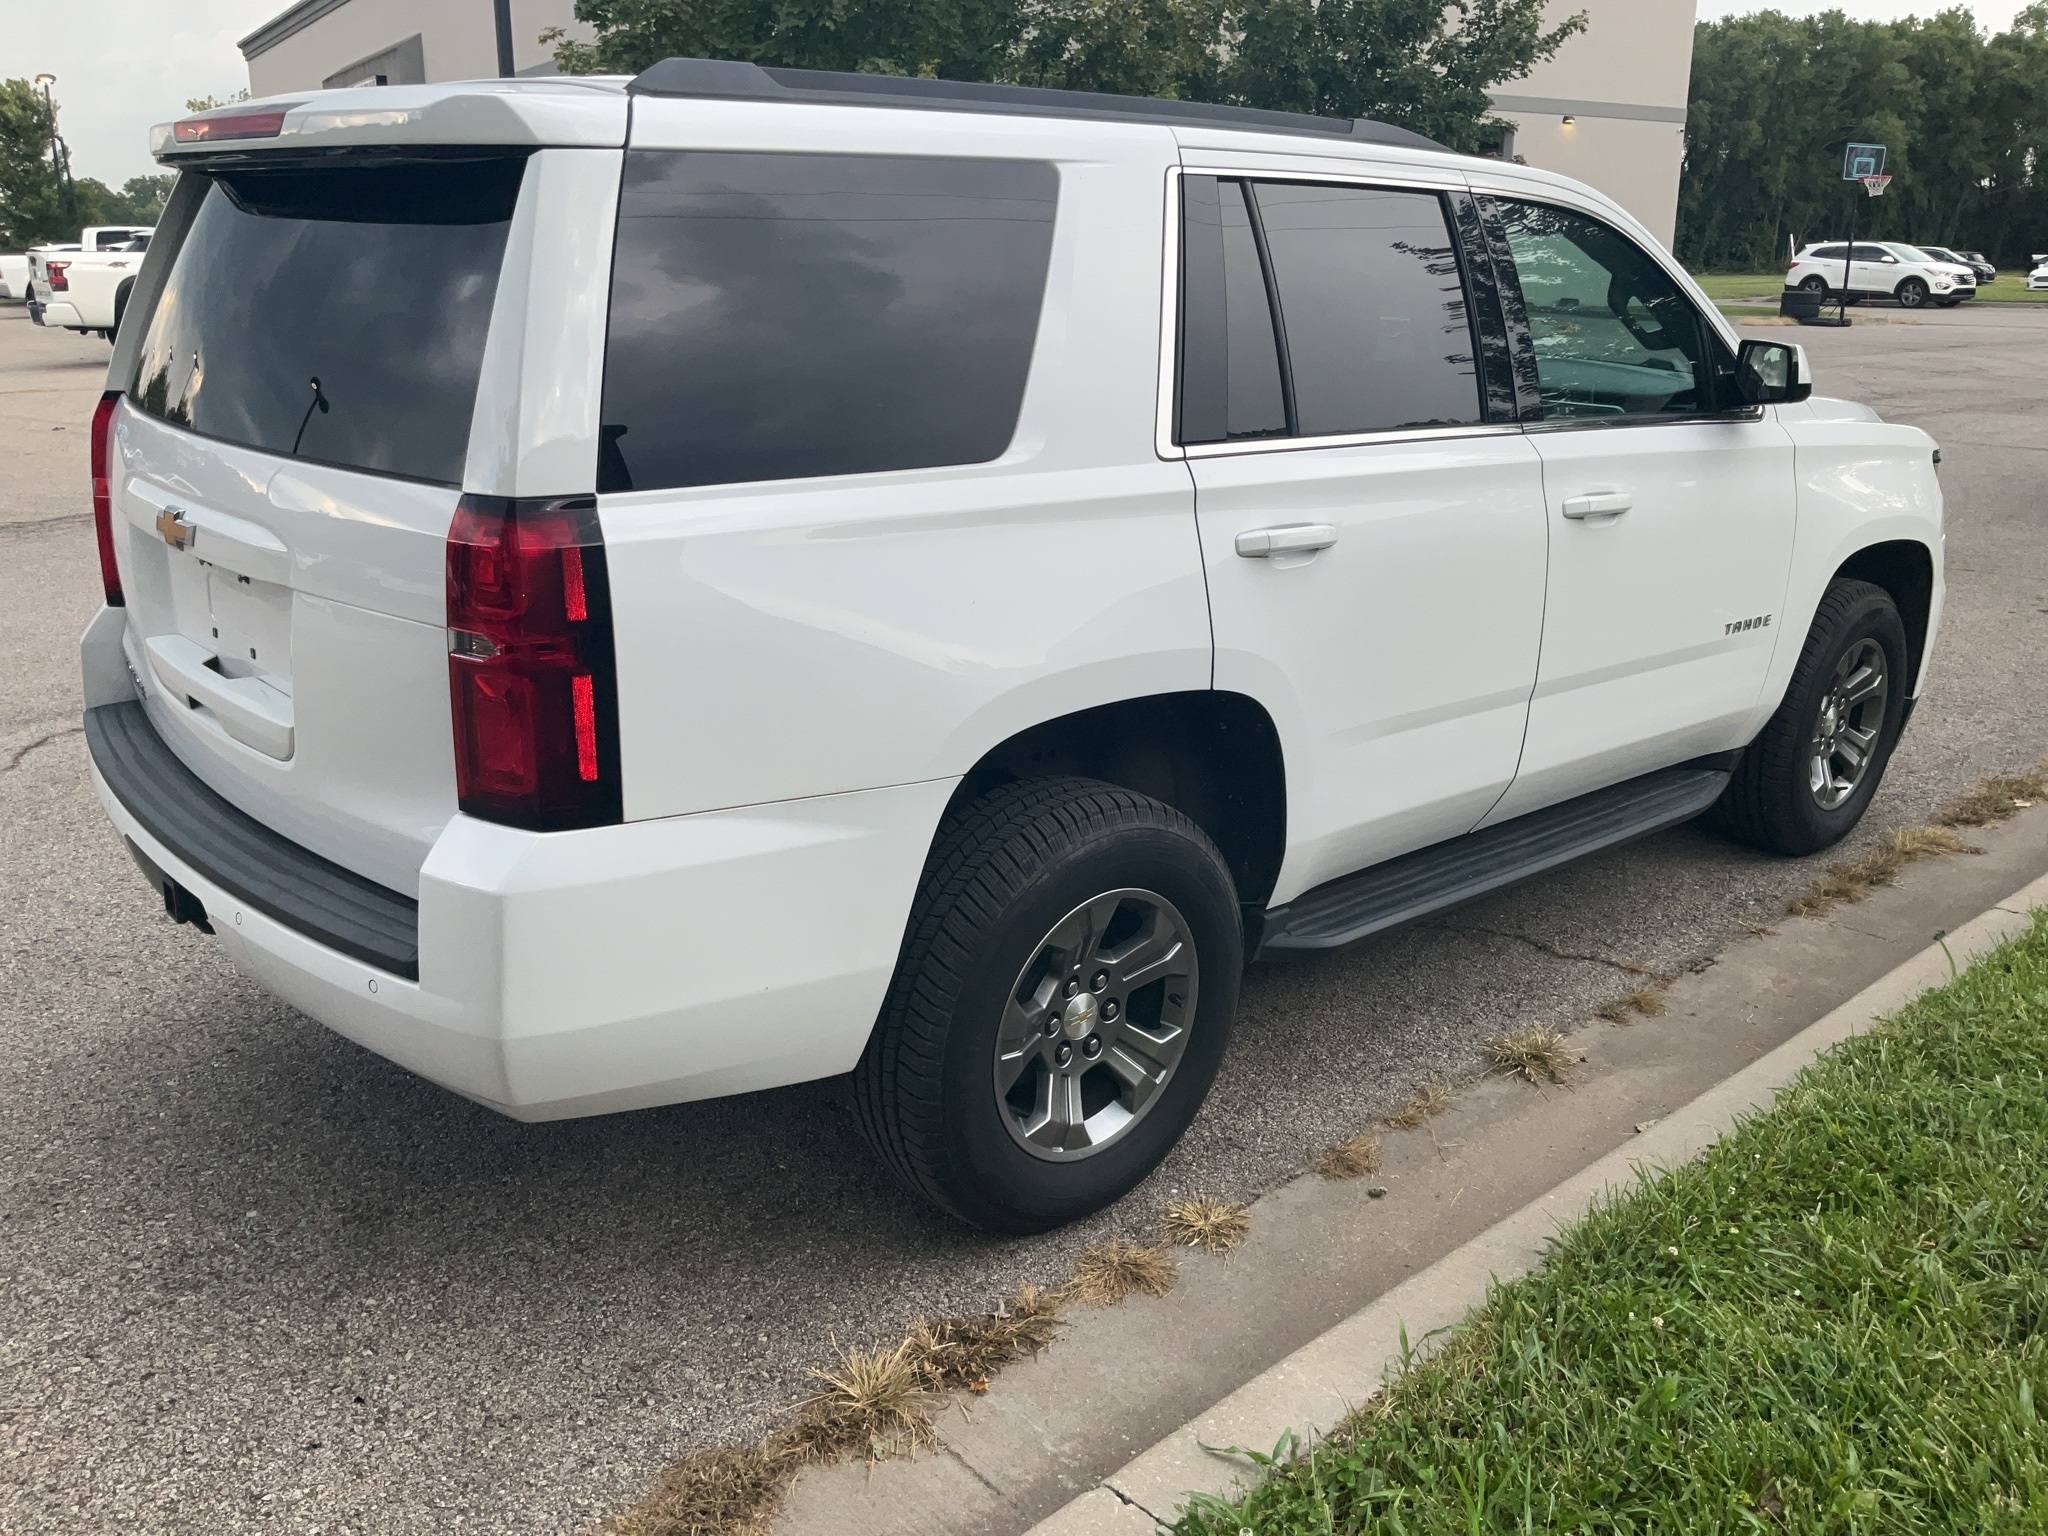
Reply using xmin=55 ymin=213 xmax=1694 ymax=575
xmin=155 ymin=506 xmax=194 ymax=551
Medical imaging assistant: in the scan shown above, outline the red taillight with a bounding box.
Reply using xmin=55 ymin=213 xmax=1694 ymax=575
xmin=173 ymin=108 xmax=290 ymax=143
xmin=447 ymin=495 xmax=621 ymax=830
xmin=91 ymin=391 xmax=124 ymax=607
xmin=46 ymin=261 xmax=69 ymax=291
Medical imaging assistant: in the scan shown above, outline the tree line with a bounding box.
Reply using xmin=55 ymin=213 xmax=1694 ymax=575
xmin=1679 ymin=5 xmax=2048 ymax=272
xmin=0 ymin=80 xmax=172 ymax=250
xmin=551 ymin=0 xmax=1583 ymax=150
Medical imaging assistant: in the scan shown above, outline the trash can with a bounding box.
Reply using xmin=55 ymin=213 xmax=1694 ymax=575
xmin=1779 ymin=287 xmax=1825 ymax=322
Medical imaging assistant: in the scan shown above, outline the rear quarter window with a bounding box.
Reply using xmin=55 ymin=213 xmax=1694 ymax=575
xmin=599 ymin=151 xmax=1058 ymax=493
xmin=129 ymin=157 xmax=524 ymax=487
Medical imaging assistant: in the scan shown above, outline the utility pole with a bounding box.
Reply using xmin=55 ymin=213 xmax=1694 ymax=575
xmin=493 ymin=0 xmax=516 ymax=77
xmin=33 ymin=74 xmax=76 ymax=233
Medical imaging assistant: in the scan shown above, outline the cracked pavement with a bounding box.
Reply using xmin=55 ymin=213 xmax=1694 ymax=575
xmin=5 ymin=302 xmax=2048 ymax=1534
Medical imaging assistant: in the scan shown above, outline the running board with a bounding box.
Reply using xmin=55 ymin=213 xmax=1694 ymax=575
xmin=1254 ymin=766 xmax=1731 ymax=959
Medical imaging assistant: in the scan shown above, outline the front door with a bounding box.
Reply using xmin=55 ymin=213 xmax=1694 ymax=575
xmin=1477 ymin=197 xmax=1797 ymax=824
xmin=1176 ymin=174 xmax=1549 ymax=898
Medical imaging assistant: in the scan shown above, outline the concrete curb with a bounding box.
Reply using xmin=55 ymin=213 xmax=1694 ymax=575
xmin=1025 ymin=870 xmax=2048 ymax=1534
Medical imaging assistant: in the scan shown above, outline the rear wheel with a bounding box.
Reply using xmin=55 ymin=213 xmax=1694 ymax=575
xmin=854 ymin=778 xmax=1242 ymax=1233
xmin=1799 ymin=274 xmax=1830 ymax=294
xmin=1711 ymin=578 xmax=1909 ymax=856
xmin=1895 ymin=277 xmax=1930 ymax=308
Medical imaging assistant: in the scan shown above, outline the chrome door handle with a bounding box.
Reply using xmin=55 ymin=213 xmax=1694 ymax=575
xmin=1235 ymin=524 xmax=1339 ymax=558
xmin=1561 ymin=493 xmax=1632 ymax=520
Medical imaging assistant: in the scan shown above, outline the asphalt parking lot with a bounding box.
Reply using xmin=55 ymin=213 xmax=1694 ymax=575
xmin=5 ymin=300 xmax=2047 ymax=1535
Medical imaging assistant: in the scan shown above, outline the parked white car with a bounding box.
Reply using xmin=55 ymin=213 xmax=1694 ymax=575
xmin=0 ymin=253 xmax=28 ymax=300
xmin=1787 ymin=241 xmax=1976 ymax=307
xmin=2029 ymin=255 xmax=2048 ymax=291
xmin=28 ymin=233 xmax=151 ymax=338
xmin=85 ymin=71 xmax=1943 ymax=1231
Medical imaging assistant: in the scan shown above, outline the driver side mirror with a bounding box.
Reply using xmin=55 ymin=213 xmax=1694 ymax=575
xmin=1736 ymin=339 xmax=1812 ymax=405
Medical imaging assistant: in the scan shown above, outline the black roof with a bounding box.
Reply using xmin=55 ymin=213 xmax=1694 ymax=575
xmin=628 ymin=57 xmax=1448 ymax=152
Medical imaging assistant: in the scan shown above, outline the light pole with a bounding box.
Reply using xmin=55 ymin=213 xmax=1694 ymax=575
xmin=32 ymin=73 xmax=76 ymax=230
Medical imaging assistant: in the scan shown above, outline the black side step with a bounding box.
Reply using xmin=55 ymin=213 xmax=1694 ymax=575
xmin=1255 ymin=766 xmax=1730 ymax=959
xmin=84 ymin=701 xmax=420 ymax=979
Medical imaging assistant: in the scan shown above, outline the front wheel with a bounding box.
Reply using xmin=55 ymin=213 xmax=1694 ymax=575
xmin=1896 ymin=278 xmax=1930 ymax=308
xmin=854 ymin=778 xmax=1242 ymax=1232
xmin=1710 ymin=578 xmax=1909 ymax=856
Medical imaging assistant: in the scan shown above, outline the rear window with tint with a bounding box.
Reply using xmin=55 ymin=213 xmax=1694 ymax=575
xmin=1178 ymin=179 xmax=1480 ymax=443
xmin=599 ymin=151 xmax=1058 ymax=493
xmin=130 ymin=157 xmax=524 ymax=486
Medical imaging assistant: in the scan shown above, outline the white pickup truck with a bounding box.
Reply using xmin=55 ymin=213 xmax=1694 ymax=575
xmin=28 ymin=227 xmax=154 ymax=338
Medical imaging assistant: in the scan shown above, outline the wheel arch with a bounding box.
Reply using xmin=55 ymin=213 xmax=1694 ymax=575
xmin=1835 ymin=539 xmax=1934 ymax=690
xmin=944 ymin=691 xmax=1288 ymax=911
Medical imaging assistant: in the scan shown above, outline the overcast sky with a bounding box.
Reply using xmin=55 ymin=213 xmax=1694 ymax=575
xmin=12 ymin=0 xmax=2040 ymax=190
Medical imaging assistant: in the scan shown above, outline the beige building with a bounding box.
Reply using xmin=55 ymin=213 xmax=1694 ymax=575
xmin=240 ymin=0 xmax=587 ymax=92
xmin=242 ymin=0 xmax=1696 ymax=245
xmin=1488 ymin=0 xmax=1698 ymax=248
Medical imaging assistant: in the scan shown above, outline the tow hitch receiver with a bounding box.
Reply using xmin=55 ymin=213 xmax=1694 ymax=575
xmin=126 ymin=838 xmax=215 ymax=934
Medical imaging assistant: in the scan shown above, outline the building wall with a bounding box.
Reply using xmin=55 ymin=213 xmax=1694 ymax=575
xmin=243 ymin=0 xmax=588 ymax=95
xmin=244 ymin=0 xmax=1696 ymax=247
xmin=1488 ymin=0 xmax=1697 ymax=250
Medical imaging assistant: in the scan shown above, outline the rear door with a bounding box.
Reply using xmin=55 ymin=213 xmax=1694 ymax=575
xmin=106 ymin=153 xmax=538 ymax=894
xmin=1178 ymin=171 xmax=1549 ymax=895
xmin=1478 ymin=195 xmax=1796 ymax=823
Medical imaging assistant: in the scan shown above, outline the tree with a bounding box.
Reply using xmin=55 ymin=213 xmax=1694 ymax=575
xmin=1678 ymin=5 xmax=2048 ymax=271
xmin=551 ymin=0 xmax=1582 ymax=150
xmin=1207 ymin=0 xmax=1585 ymax=149
xmin=0 ymin=77 xmax=66 ymax=250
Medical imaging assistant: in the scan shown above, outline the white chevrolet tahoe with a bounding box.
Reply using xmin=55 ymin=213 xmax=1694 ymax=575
xmin=85 ymin=68 xmax=1942 ymax=1232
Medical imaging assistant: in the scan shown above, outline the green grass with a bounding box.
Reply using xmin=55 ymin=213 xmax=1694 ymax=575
xmin=1178 ymin=917 xmax=2048 ymax=1535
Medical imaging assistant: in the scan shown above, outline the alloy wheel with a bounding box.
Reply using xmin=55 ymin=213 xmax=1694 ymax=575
xmin=993 ymin=889 xmax=1199 ymax=1162
xmin=1809 ymin=638 xmax=1888 ymax=811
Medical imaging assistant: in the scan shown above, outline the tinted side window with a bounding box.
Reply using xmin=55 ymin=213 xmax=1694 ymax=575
xmin=601 ymin=152 xmax=1058 ymax=493
xmin=1252 ymin=182 xmax=1480 ymax=436
xmin=1494 ymin=200 xmax=1707 ymax=420
xmin=129 ymin=159 xmax=523 ymax=486
xmin=1177 ymin=177 xmax=1287 ymax=444
xmin=1852 ymin=244 xmax=1892 ymax=263
xmin=1808 ymin=244 xmax=1848 ymax=262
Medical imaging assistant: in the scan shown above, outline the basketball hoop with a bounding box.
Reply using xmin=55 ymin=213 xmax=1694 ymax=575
xmin=1860 ymin=174 xmax=1892 ymax=197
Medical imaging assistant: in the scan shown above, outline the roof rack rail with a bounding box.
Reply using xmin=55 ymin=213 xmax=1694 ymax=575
xmin=627 ymin=57 xmax=1449 ymax=152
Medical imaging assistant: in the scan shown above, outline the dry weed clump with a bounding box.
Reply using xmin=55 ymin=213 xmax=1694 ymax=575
xmin=1385 ymin=1082 xmax=1454 ymax=1131
xmin=602 ymin=1284 xmax=1065 ymax=1536
xmin=790 ymin=1337 xmax=936 ymax=1461
xmin=1597 ymin=982 xmax=1669 ymax=1023
xmin=608 ymin=1439 xmax=792 ymax=1536
xmin=909 ymin=1286 xmax=1062 ymax=1391
xmin=1488 ymin=1027 xmax=1574 ymax=1085
xmin=1162 ymin=1196 xmax=1252 ymax=1253
xmin=1787 ymin=825 xmax=1972 ymax=917
xmin=1312 ymin=1132 xmax=1385 ymax=1180
xmin=1936 ymin=759 xmax=2048 ymax=828
xmin=1066 ymin=1239 xmax=1178 ymax=1304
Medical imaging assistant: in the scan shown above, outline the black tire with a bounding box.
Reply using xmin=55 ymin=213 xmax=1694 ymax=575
xmin=1711 ymin=578 xmax=1910 ymax=856
xmin=854 ymin=777 xmax=1242 ymax=1233
xmin=1895 ymin=277 xmax=1929 ymax=308
xmin=1799 ymin=274 xmax=1829 ymax=294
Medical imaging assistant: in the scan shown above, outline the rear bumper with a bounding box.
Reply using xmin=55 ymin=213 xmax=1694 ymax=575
xmin=87 ymin=692 xmax=950 ymax=1121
